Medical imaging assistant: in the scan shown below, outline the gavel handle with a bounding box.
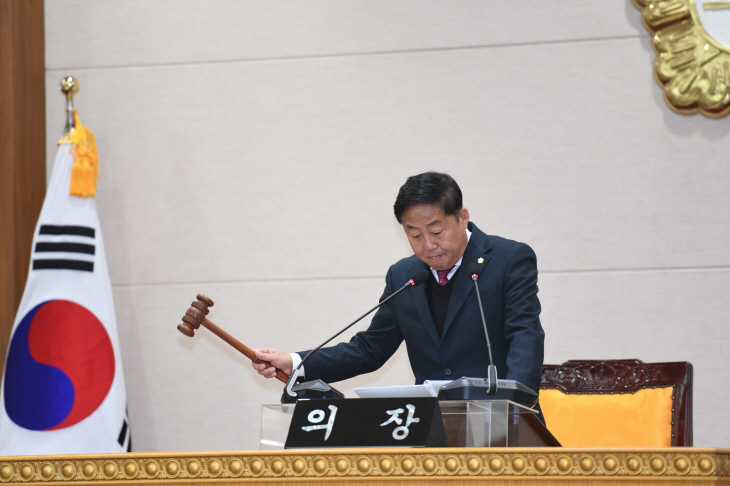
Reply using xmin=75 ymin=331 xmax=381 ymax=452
xmin=201 ymin=318 xmax=290 ymax=384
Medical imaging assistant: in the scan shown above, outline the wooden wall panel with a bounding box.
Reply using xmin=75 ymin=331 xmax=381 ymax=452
xmin=0 ymin=0 xmax=46 ymax=377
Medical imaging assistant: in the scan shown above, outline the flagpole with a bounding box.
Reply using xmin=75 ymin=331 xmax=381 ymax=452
xmin=59 ymin=76 xmax=78 ymax=144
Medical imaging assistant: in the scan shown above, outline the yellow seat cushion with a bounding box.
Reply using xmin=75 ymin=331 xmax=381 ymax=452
xmin=540 ymin=387 xmax=674 ymax=447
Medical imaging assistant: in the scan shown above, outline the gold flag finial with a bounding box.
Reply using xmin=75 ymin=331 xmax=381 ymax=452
xmin=60 ymin=76 xmax=79 ymax=100
xmin=59 ymin=76 xmax=79 ymax=144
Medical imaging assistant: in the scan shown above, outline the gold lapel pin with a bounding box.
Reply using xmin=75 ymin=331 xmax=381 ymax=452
xmin=478 ymin=258 xmax=484 ymax=264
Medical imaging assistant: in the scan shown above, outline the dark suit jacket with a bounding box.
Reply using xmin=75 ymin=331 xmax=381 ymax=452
xmin=300 ymin=221 xmax=544 ymax=394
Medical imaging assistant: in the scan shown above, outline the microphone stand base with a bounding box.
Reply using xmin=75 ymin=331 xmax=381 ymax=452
xmin=281 ymin=379 xmax=345 ymax=404
xmin=437 ymin=377 xmax=538 ymax=407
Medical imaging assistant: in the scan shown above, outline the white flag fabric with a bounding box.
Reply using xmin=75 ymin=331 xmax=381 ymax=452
xmin=0 ymin=143 xmax=129 ymax=454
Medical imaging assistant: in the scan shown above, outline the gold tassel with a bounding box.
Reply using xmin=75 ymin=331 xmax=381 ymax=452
xmin=68 ymin=108 xmax=99 ymax=197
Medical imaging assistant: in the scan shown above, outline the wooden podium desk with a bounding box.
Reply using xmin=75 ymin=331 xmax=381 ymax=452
xmin=0 ymin=448 xmax=728 ymax=485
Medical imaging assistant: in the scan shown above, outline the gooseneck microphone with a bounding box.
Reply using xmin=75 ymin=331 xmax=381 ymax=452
xmin=438 ymin=262 xmax=538 ymax=405
xmin=466 ymin=262 xmax=498 ymax=394
xmin=283 ymin=268 xmax=430 ymax=401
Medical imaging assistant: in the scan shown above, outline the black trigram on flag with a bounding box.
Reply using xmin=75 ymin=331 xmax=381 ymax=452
xmin=117 ymin=408 xmax=131 ymax=452
xmin=32 ymin=225 xmax=96 ymax=272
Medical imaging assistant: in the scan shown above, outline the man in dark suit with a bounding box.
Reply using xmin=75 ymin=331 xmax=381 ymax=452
xmin=253 ymin=172 xmax=544 ymax=400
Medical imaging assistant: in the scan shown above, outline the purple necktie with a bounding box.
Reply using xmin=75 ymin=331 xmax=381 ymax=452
xmin=436 ymin=266 xmax=455 ymax=286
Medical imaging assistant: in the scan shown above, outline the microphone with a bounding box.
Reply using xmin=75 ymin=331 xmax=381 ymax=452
xmin=438 ymin=262 xmax=538 ymax=406
xmin=466 ymin=262 xmax=498 ymax=393
xmin=282 ymin=268 xmax=430 ymax=402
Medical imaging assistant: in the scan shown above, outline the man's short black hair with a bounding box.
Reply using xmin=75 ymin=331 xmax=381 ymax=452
xmin=393 ymin=171 xmax=463 ymax=224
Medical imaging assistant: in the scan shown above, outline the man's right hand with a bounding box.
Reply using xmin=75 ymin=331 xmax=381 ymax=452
xmin=251 ymin=348 xmax=293 ymax=378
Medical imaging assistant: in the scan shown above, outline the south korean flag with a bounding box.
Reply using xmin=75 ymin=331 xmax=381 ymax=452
xmin=0 ymin=140 xmax=130 ymax=454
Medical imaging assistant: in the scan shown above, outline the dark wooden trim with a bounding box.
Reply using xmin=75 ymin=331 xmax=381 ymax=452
xmin=0 ymin=0 xmax=46 ymax=378
xmin=541 ymin=359 xmax=693 ymax=447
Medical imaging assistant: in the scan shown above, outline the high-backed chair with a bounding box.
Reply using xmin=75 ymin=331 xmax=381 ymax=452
xmin=539 ymin=359 xmax=692 ymax=447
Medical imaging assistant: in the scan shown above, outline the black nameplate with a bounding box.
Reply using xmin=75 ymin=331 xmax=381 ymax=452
xmin=285 ymin=398 xmax=447 ymax=448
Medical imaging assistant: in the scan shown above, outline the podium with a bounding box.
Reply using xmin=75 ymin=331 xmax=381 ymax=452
xmin=261 ymin=399 xmax=559 ymax=449
xmin=440 ymin=400 xmax=559 ymax=447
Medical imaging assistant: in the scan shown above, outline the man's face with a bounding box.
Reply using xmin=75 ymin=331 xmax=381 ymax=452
xmin=401 ymin=204 xmax=470 ymax=271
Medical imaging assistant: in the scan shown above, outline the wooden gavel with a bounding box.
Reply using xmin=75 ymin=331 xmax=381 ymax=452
xmin=177 ymin=294 xmax=290 ymax=384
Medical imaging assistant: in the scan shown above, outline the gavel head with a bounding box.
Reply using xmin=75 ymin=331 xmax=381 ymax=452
xmin=177 ymin=294 xmax=214 ymax=337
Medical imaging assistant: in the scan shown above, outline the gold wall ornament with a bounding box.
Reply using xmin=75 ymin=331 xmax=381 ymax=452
xmin=632 ymin=0 xmax=730 ymax=118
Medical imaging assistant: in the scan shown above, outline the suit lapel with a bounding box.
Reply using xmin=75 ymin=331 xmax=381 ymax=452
xmin=410 ymin=261 xmax=441 ymax=347
xmin=441 ymin=224 xmax=492 ymax=341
